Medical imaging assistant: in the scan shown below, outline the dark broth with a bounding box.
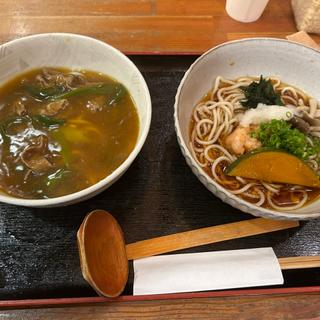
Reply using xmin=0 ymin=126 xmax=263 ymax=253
xmin=0 ymin=68 xmax=139 ymax=199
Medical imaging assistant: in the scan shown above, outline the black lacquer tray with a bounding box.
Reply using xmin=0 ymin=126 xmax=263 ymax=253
xmin=0 ymin=56 xmax=319 ymax=301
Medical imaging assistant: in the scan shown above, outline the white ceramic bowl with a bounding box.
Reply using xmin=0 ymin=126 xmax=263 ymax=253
xmin=174 ymin=38 xmax=320 ymax=220
xmin=0 ymin=33 xmax=151 ymax=207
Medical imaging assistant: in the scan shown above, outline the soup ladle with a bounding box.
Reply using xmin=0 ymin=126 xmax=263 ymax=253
xmin=77 ymin=210 xmax=319 ymax=297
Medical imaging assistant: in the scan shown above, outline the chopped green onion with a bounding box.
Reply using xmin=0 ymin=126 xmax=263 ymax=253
xmin=252 ymin=119 xmax=320 ymax=160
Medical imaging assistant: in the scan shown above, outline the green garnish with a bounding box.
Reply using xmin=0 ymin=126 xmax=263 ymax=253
xmin=25 ymin=84 xmax=66 ymax=100
xmin=46 ymin=168 xmax=71 ymax=188
xmin=241 ymin=76 xmax=284 ymax=108
xmin=52 ymin=131 xmax=71 ymax=168
xmin=33 ymin=115 xmax=65 ymax=128
xmin=105 ymin=84 xmax=127 ymax=106
xmin=252 ymin=119 xmax=320 ymax=160
xmin=54 ymin=83 xmax=126 ymax=102
xmin=26 ymin=83 xmax=127 ymax=106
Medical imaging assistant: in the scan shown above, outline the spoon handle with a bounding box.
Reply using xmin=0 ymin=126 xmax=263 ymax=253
xmin=126 ymin=218 xmax=298 ymax=260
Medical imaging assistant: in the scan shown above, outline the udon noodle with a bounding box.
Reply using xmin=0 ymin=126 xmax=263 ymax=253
xmin=190 ymin=76 xmax=320 ymax=211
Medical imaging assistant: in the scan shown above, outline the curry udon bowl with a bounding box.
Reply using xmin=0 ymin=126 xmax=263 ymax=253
xmin=0 ymin=33 xmax=151 ymax=207
xmin=174 ymin=38 xmax=320 ymax=220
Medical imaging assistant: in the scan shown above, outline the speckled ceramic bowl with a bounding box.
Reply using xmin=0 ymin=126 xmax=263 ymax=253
xmin=174 ymin=38 xmax=320 ymax=220
xmin=0 ymin=33 xmax=151 ymax=207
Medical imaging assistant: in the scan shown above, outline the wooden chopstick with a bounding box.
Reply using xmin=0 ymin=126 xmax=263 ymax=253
xmin=126 ymin=218 xmax=299 ymax=260
xmin=279 ymin=256 xmax=320 ymax=270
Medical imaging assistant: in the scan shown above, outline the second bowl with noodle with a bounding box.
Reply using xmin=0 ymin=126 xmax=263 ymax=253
xmin=174 ymin=38 xmax=320 ymax=220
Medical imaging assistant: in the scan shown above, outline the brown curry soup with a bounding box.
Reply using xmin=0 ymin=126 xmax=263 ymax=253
xmin=0 ymin=68 xmax=139 ymax=199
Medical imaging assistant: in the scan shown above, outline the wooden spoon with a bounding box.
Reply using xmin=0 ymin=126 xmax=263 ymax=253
xmin=77 ymin=210 xmax=304 ymax=297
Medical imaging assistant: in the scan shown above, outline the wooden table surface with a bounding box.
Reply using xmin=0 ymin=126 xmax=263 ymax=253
xmin=1 ymin=0 xmax=320 ymax=319
xmin=1 ymin=0 xmax=319 ymax=54
xmin=1 ymin=291 xmax=320 ymax=320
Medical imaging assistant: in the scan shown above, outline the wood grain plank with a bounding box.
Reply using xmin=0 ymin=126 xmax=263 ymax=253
xmin=0 ymin=16 xmax=215 ymax=53
xmin=0 ymin=14 xmax=303 ymax=54
xmin=0 ymin=0 xmax=317 ymax=54
xmin=0 ymin=0 xmax=153 ymax=16
xmin=156 ymin=0 xmax=225 ymax=15
xmin=156 ymin=0 xmax=292 ymax=17
xmin=1 ymin=293 xmax=320 ymax=319
xmin=0 ymin=0 xmax=316 ymax=53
